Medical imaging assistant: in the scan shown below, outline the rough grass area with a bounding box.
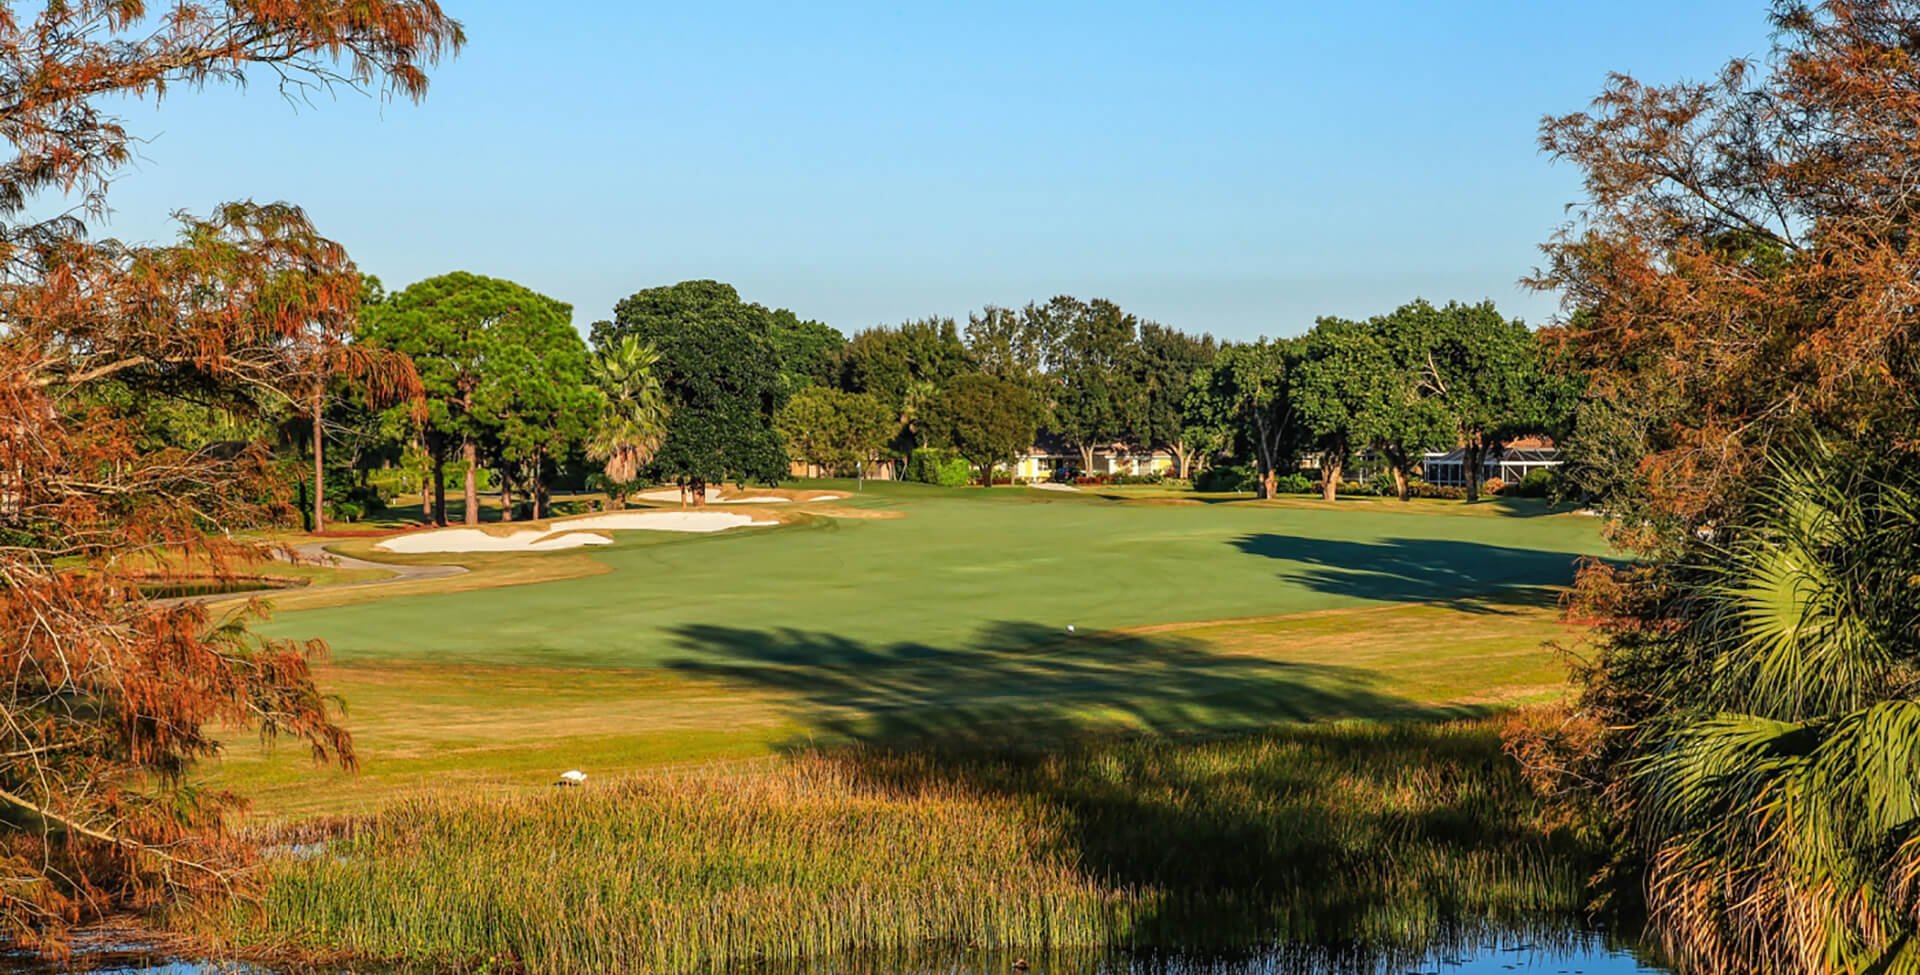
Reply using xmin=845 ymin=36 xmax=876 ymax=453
xmin=198 ymin=721 xmax=1591 ymax=975
xmin=214 ymin=589 xmax=1582 ymax=818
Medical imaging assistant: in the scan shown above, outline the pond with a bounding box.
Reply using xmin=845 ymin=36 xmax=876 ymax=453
xmin=135 ymin=578 xmax=289 ymax=600
xmin=4 ymin=930 xmax=1670 ymax=975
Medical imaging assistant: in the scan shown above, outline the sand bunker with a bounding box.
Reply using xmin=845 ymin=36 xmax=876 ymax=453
xmin=376 ymin=511 xmax=766 ymax=554
xmin=376 ymin=528 xmax=611 ymax=554
xmin=1030 ymin=483 xmax=1080 ymax=493
xmin=555 ymin=512 xmax=764 ymax=533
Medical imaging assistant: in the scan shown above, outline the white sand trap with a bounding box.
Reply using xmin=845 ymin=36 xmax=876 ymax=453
xmin=377 ymin=511 xmax=766 ymax=554
xmin=1030 ymin=482 xmax=1081 ymax=492
xmin=377 ymin=528 xmax=612 ymax=554
xmin=635 ymin=486 xmax=739 ymax=504
xmin=555 ymin=511 xmax=765 ymax=533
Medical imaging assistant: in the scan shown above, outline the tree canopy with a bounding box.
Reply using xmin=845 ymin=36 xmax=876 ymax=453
xmin=1048 ymin=297 xmax=1139 ymax=471
xmin=0 ymin=0 xmax=461 ymax=949
xmin=363 ymin=272 xmax=573 ymax=524
xmin=1133 ymin=323 xmax=1218 ymax=478
xmin=924 ymin=373 xmax=1045 ymax=487
xmin=1188 ymin=340 xmax=1299 ymax=498
xmin=585 ymin=336 xmax=670 ymax=502
xmin=1509 ymin=6 xmax=1920 ymax=972
xmin=776 ymin=386 xmax=893 ymax=479
xmin=593 ymin=280 xmax=789 ymax=499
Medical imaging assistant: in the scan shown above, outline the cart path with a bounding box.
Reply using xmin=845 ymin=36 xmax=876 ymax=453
xmin=291 ymin=539 xmax=468 ymax=587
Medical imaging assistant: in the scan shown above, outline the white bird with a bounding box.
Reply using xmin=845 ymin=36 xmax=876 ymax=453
xmin=1066 ymin=625 xmax=1076 ymax=635
xmin=556 ymin=769 xmax=588 ymax=787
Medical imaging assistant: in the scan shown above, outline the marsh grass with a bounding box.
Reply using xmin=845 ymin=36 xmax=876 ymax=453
xmin=199 ymin=719 xmax=1593 ymax=974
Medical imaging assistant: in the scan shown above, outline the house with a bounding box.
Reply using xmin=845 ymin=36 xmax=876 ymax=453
xmin=1420 ymin=436 xmax=1562 ymax=487
xmin=1008 ymin=433 xmax=1175 ymax=482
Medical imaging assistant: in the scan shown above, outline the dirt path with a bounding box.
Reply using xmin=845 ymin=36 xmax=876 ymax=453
xmin=158 ymin=541 xmax=466 ymax=608
xmin=291 ymin=540 xmax=467 ymax=588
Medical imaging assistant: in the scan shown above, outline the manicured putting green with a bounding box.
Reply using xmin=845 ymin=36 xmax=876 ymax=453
xmin=259 ymin=484 xmax=1609 ymax=671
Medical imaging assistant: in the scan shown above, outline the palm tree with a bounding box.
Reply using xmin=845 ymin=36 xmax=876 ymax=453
xmin=585 ymin=336 xmax=669 ymax=506
xmin=1619 ymin=443 xmax=1920 ymax=975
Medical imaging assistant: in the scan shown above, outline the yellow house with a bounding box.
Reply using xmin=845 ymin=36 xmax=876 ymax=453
xmin=1005 ymin=438 xmax=1176 ymax=483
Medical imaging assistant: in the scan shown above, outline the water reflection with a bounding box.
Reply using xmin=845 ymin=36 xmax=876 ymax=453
xmin=6 ymin=932 xmax=1669 ymax=975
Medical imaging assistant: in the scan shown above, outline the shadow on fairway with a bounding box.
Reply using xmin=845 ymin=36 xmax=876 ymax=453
xmin=661 ymin=621 xmax=1590 ymax=956
xmin=664 ymin=619 xmax=1438 ymax=745
xmin=1230 ymin=533 xmax=1581 ymax=609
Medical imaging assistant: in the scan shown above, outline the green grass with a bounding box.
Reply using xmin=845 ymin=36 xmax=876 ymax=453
xmin=184 ymin=484 xmax=1615 ymax=971
xmin=200 ymin=720 xmax=1592 ymax=975
xmin=255 ymin=482 xmax=1602 ymax=668
xmin=211 ymin=485 xmax=1607 ymax=817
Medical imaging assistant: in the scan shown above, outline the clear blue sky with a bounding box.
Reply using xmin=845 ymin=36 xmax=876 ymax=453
xmin=90 ymin=1 xmax=1772 ymax=341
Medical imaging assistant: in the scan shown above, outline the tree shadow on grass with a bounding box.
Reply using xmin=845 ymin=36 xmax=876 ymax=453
xmin=661 ymin=622 xmax=1595 ymax=961
xmin=663 ymin=619 xmax=1437 ymax=745
xmin=1230 ymin=534 xmax=1584 ymax=610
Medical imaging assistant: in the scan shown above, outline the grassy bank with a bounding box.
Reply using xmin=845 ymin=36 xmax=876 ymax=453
xmin=199 ymin=720 xmax=1592 ymax=974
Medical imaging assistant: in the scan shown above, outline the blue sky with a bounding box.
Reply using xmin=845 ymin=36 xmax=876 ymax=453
xmin=89 ymin=2 xmax=1772 ymax=341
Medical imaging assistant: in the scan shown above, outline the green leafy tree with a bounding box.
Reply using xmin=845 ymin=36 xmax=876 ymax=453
xmin=1397 ymin=300 xmax=1564 ymax=503
xmin=769 ymin=309 xmax=846 ymax=392
xmin=475 ymin=306 xmax=594 ymax=520
xmin=1361 ymin=303 xmax=1457 ymax=501
xmin=1048 ymin=296 xmax=1139 ymax=472
xmin=840 ymin=318 xmax=972 ymax=405
xmin=591 ymin=280 xmax=788 ymax=503
xmin=839 ymin=317 xmax=973 ymax=462
xmin=776 ymin=387 xmax=893 ymax=482
xmin=1292 ymin=318 xmax=1399 ymax=502
xmin=364 ymin=272 xmax=570 ymax=525
xmin=1189 ymin=340 xmax=1299 ymax=498
xmin=924 ymin=373 xmax=1045 ymax=488
xmin=585 ymin=336 xmax=670 ymax=507
xmin=965 ymin=304 xmax=1053 ymax=392
xmin=1133 ymin=322 xmax=1217 ymax=479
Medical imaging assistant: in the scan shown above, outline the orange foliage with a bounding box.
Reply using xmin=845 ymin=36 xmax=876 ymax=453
xmin=1533 ymin=0 xmax=1920 ymax=531
xmin=0 ymin=0 xmax=460 ymax=954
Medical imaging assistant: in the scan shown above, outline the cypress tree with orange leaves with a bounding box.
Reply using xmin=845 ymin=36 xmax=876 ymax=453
xmin=0 ymin=0 xmax=460 ymax=954
xmin=1514 ymin=4 xmax=1920 ymax=972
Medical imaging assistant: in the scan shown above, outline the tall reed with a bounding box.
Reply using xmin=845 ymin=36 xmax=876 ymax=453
xmin=198 ymin=720 xmax=1592 ymax=973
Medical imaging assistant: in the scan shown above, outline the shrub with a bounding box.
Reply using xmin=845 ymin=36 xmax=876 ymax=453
xmin=1193 ymin=465 xmax=1256 ymax=492
xmin=1408 ymin=482 xmax=1466 ymax=500
xmin=1273 ymin=472 xmax=1314 ymax=494
xmin=1483 ymin=477 xmax=1507 ymax=496
xmin=904 ymin=448 xmax=973 ymax=487
xmin=1516 ymin=468 xmax=1556 ymax=498
xmin=1363 ymin=471 xmax=1399 ymax=497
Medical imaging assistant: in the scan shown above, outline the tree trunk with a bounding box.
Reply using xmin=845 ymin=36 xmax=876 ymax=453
xmin=1463 ymin=443 xmax=1485 ymax=503
xmin=1078 ymin=444 xmax=1096 ymax=476
xmin=310 ymin=389 xmax=325 ymax=533
xmin=1321 ymin=454 xmax=1343 ymax=502
xmin=533 ymin=448 xmax=547 ymax=520
xmin=500 ymin=474 xmax=513 ymax=522
xmin=462 ymin=438 xmax=479 ymax=525
xmin=688 ymin=477 xmax=706 ymax=507
xmin=1172 ymin=441 xmax=1191 ymax=481
xmin=1391 ymin=464 xmax=1410 ymax=501
xmin=1260 ymin=469 xmax=1277 ymax=500
xmin=420 ymin=469 xmax=432 ymax=520
xmin=980 ymin=458 xmax=993 ymax=488
xmin=431 ymin=440 xmax=448 ymax=526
